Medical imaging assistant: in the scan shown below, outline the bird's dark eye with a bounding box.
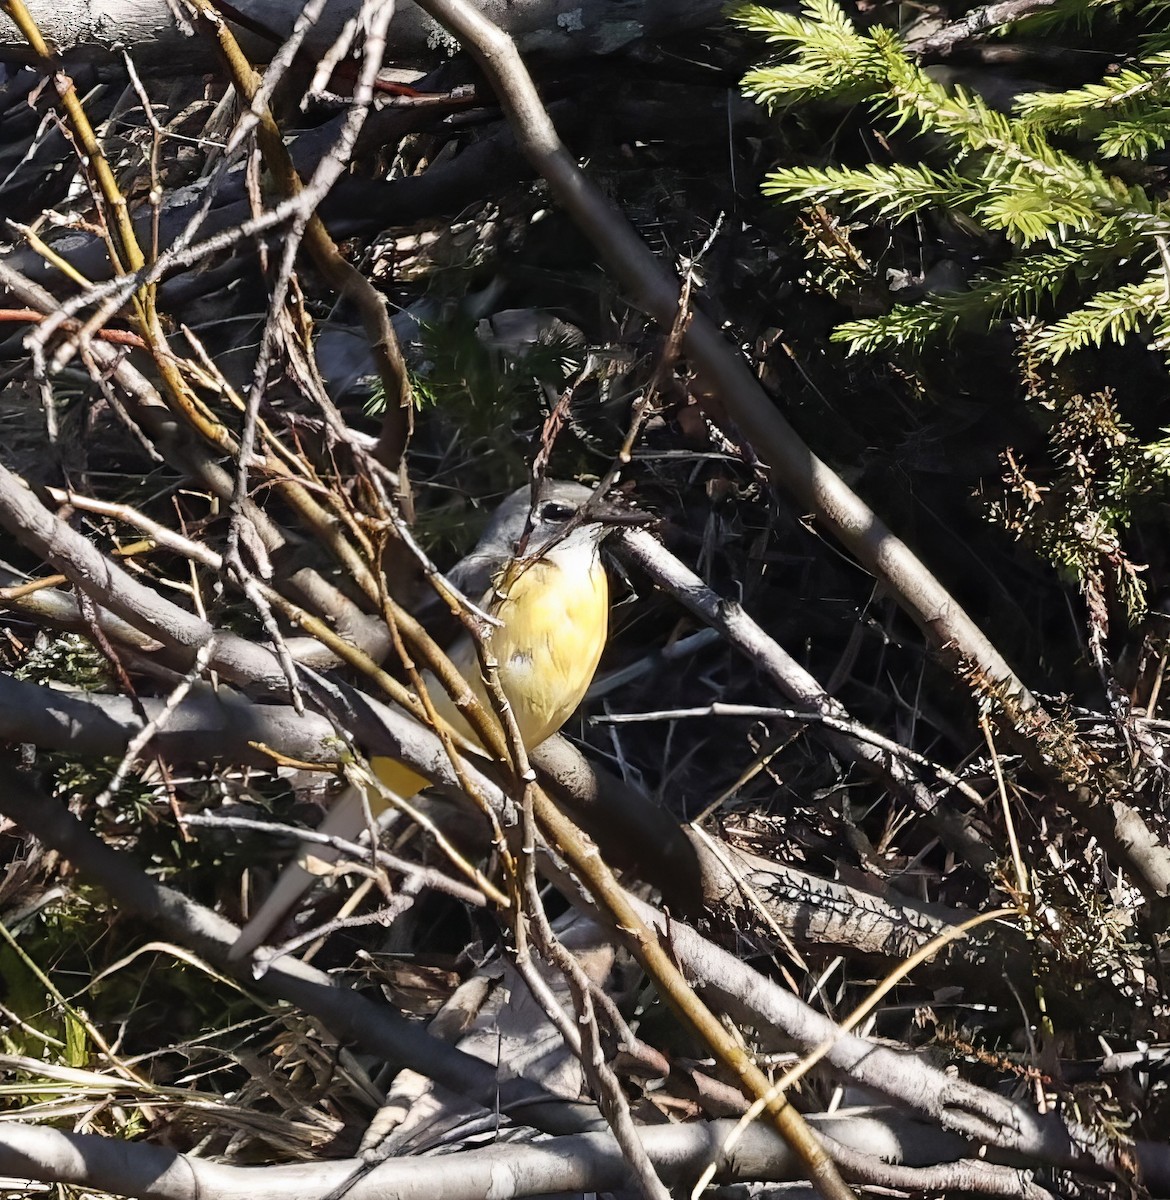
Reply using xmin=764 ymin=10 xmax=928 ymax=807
xmin=540 ymin=502 xmax=576 ymax=523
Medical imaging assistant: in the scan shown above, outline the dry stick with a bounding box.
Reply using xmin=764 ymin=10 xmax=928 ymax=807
xmin=31 ymin=488 xmax=372 ymax=679
xmin=263 ymin=889 xmax=419 ymax=963
xmin=93 ymin=640 xmax=216 ymax=807
xmin=180 ymin=813 xmax=489 ymax=909
xmin=374 ymin=552 xmax=515 ymax=862
xmin=0 ymin=308 xmax=145 ymax=346
xmin=409 ymin=0 xmax=1170 ymax=904
xmin=11 ymin=221 xmax=94 ymax=290
xmin=906 ymin=0 xmax=1065 ymax=58
xmin=350 ymin=759 xmax=512 ymax=913
xmin=2 ymin=0 xmax=240 ymax=456
xmin=0 ymin=465 xmax=401 ymax=771
xmin=193 ymin=0 xmax=401 ymax=618
xmin=599 ymin=701 xmax=985 ymax=806
xmin=520 ymin=914 xmax=672 ymax=1200
xmin=0 ymin=1113 xmax=980 ymax=1200
xmin=0 ymin=569 xmax=170 ymax=660
xmin=483 ymin=689 xmax=671 ymax=1196
xmin=0 ymin=571 xmax=68 ymax=600
xmin=0 ymin=672 xmax=333 ymax=764
xmin=980 ymin=715 xmax=1056 ymax=1043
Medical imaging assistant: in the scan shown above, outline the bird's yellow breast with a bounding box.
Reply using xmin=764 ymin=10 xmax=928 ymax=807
xmin=439 ymin=544 xmax=609 ymax=750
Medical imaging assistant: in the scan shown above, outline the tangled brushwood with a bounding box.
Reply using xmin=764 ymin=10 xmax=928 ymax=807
xmin=3 ymin=0 xmax=1170 ymax=1198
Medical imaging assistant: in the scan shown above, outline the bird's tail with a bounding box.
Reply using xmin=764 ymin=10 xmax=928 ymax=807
xmin=228 ymin=758 xmax=427 ymax=960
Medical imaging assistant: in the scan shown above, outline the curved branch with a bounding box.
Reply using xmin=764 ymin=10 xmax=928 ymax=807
xmin=0 ymin=460 xmax=295 ymax=693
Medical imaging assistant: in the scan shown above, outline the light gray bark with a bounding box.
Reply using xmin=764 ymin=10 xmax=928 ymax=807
xmin=0 ymin=0 xmax=724 ymax=65
xmin=0 ymin=1112 xmax=971 ymax=1200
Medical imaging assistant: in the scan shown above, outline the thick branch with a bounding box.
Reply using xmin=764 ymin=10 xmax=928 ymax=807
xmin=0 ymin=1112 xmax=969 ymax=1200
xmin=0 ymin=0 xmax=725 ymax=65
xmin=0 ymin=673 xmax=336 ymax=765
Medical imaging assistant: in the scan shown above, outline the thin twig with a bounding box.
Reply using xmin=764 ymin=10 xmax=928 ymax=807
xmin=597 ymin=701 xmax=986 ymax=806
xmin=181 ymin=812 xmax=489 ymax=908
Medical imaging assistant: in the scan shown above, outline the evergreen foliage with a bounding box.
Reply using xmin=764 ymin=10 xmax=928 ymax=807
xmin=994 ymin=386 xmax=1154 ymax=618
xmin=732 ymin=0 xmax=1170 ymax=364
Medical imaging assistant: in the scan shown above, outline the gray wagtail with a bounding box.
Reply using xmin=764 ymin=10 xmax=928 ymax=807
xmin=230 ymin=479 xmax=637 ymax=959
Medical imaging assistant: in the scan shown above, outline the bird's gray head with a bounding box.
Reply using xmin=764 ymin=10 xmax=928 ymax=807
xmin=446 ymin=480 xmax=639 ymax=600
xmin=478 ymin=480 xmax=597 ymax=559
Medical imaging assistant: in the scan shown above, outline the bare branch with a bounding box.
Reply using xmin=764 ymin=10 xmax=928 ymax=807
xmin=0 ymin=1111 xmax=977 ymax=1200
xmin=0 ymin=0 xmax=727 ymax=66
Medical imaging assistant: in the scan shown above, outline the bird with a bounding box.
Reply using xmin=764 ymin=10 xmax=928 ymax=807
xmin=229 ymin=479 xmax=632 ymax=959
